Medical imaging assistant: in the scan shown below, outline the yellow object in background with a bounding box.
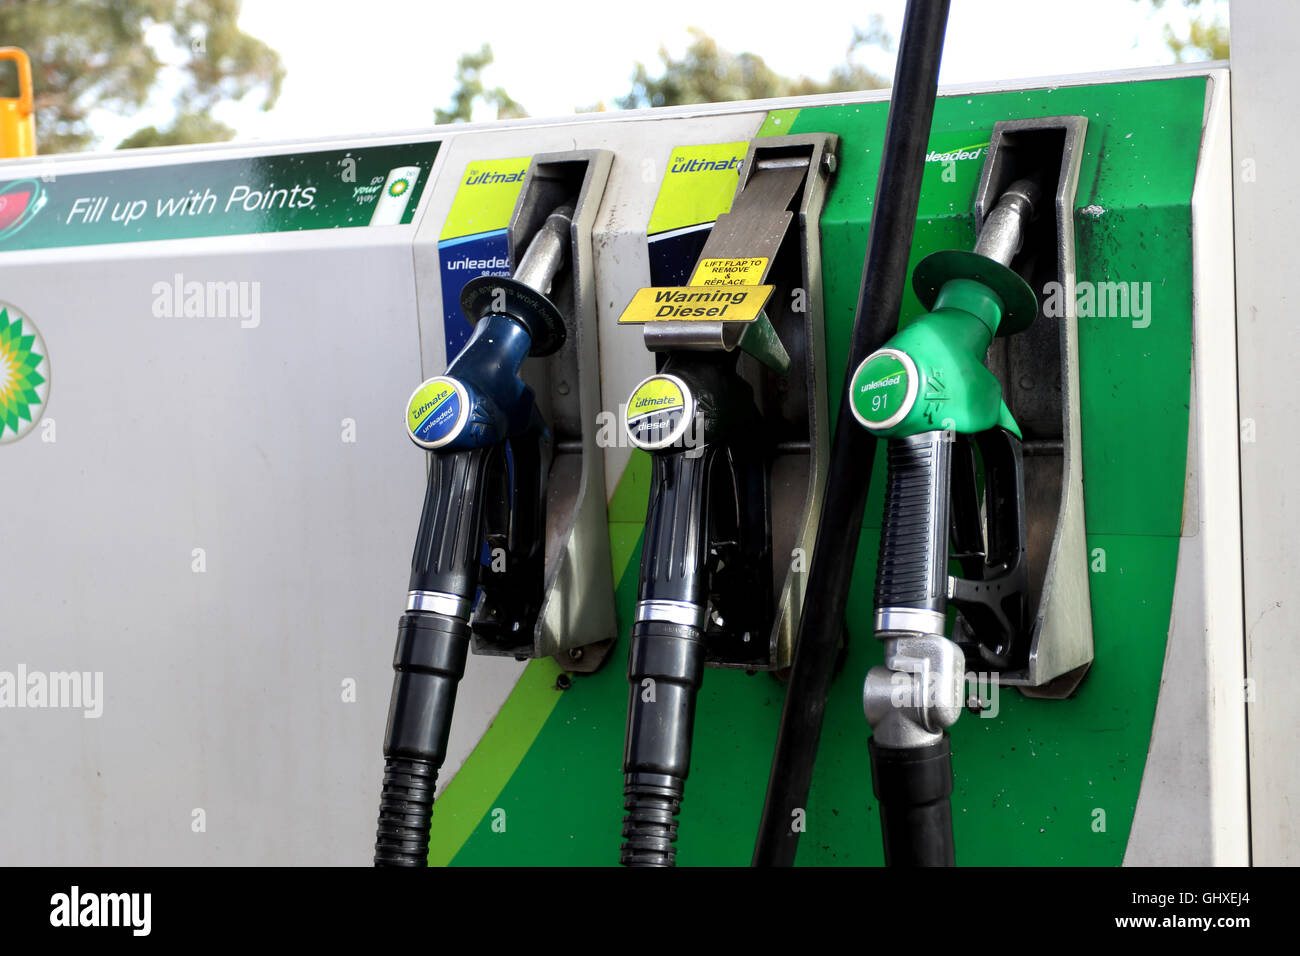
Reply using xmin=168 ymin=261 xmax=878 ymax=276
xmin=0 ymin=48 xmax=35 ymax=158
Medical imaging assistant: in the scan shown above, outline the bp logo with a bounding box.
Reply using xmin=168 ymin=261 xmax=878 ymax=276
xmin=388 ymin=177 xmax=410 ymax=197
xmin=0 ymin=302 xmax=49 ymax=444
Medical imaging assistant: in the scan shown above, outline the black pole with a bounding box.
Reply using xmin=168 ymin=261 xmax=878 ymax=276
xmin=751 ymin=0 xmax=951 ymax=867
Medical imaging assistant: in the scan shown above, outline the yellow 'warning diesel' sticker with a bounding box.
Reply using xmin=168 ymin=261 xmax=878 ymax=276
xmin=618 ymin=285 xmax=774 ymax=324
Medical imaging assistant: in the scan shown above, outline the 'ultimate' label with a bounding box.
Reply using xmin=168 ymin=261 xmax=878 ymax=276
xmin=406 ymin=376 xmax=469 ymax=449
xmin=625 ymin=375 xmax=693 ymax=450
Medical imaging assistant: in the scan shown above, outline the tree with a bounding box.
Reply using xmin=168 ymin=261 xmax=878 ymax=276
xmin=1141 ymin=0 xmax=1229 ymax=61
xmin=614 ymin=21 xmax=891 ymax=111
xmin=0 ymin=0 xmax=283 ymax=153
xmin=434 ymin=44 xmax=526 ymax=124
xmin=440 ymin=25 xmax=892 ymax=119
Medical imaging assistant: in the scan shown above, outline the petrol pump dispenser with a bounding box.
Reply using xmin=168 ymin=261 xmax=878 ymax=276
xmin=374 ymin=154 xmax=615 ymax=866
xmin=850 ymin=116 xmax=1094 ymax=864
xmin=0 ymin=0 xmax=1249 ymax=865
xmin=616 ymin=134 xmax=838 ymax=866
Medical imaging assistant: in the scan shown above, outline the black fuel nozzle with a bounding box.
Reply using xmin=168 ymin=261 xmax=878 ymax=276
xmin=373 ymin=203 xmax=574 ymax=867
xmin=618 ymin=352 xmax=774 ymax=866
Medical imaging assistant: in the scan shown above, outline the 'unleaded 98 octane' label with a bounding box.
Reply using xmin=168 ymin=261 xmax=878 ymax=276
xmin=849 ymin=348 xmax=918 ymax=431
xmin=406 ymin=376 xmax=470 ymax=449
xmin=625 ymin=374 xmax=695 ymax=451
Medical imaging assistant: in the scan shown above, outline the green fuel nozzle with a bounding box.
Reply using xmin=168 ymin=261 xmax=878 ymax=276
xmin=849 ymin=179 xmax=1041 ymax=441
xmin=853 ymin=178 xmax=1042 ymax=866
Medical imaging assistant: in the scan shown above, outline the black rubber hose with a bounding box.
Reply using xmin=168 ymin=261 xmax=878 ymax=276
xmin=751 ymin=0 xmax=951 ymax=867
xmin=620 ymin=619 xmax=705 ymax=867
xmin=869 ymin=736 xmax=956 ymax=866
xmin=374 ymin=610 xmax=471 ymax=866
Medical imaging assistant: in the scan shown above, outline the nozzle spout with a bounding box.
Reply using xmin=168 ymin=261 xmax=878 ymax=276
xmin=512 ymin=204 xmax=575 ymax=295
xmin=973 ymin=179 xmax=1042 ymax=266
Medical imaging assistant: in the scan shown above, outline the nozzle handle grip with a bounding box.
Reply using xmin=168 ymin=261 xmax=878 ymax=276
xmin=874 ymin=430 xmax=952 ymax=618
xmin=409 ymin=447 xmax=495 ymax=596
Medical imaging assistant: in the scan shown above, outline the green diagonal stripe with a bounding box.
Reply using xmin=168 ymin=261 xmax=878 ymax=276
xmin=425 ymin=655 xmax=566 ymax=867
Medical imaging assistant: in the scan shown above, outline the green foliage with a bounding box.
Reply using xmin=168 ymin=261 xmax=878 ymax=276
xmin=0 ymin=0 xmax=283 ymax=153
xmin=115 ymin=111 xmax=235 ymax=149
xmin=451 ymin=24 xmax=890 ymax=119
xmin=434 ymin=44 xmax=526 ymax=124
xmin=615 ymin=21 xmax=890 ymax=111
xmin=1141 ymin=0 xmax=1230 ymax=61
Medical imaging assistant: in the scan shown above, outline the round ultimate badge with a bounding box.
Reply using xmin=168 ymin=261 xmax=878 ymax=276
xmin=625 ymin=373 xmax=695 ymax=451
xmin=849 ymin=347 xmax=918 ymax=431
xmin=406 ymin=376 xmax=470 ymax=449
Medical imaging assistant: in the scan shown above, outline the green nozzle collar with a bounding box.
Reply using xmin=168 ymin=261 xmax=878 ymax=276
xmin=933 ymin=277 xmax=1006 ymax=337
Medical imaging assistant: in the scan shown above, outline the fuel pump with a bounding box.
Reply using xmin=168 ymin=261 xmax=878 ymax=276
xmin=617 ymin=134 xmax=838 ymax=866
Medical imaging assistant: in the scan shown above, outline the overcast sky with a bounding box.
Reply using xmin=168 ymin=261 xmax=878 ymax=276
xmin=93 ymin=0 xmax=1227 ymax=148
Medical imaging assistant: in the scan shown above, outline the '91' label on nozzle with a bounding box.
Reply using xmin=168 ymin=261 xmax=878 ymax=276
xmin=850 ymin=349 xmax=918 ymax=431
xmin=625 ymin=374 xmax=694 ymax=450
xmin=406 ymin=376 xmax=469 ymax=449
